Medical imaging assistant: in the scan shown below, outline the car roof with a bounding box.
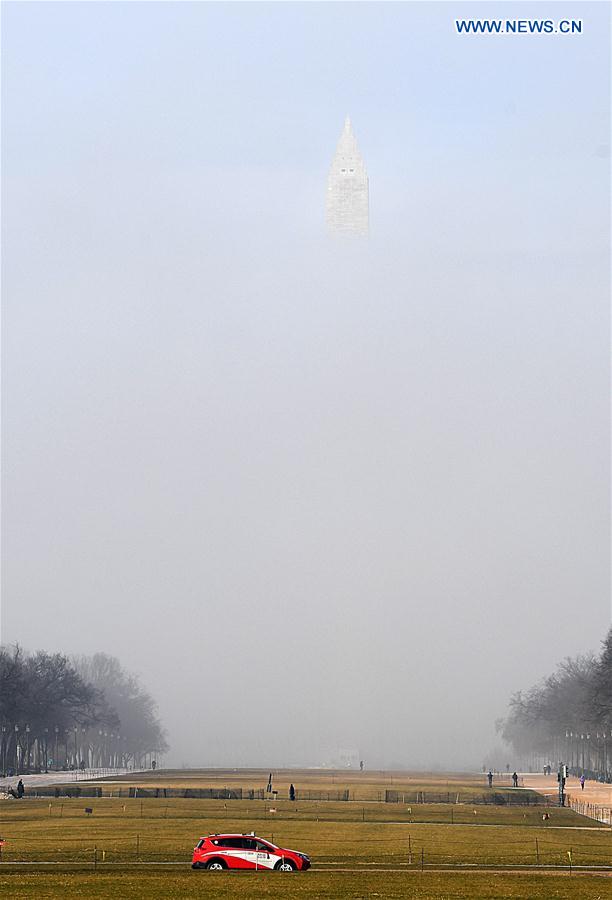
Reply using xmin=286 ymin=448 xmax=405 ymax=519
xmin=204 ymin=833 xmax=264 ymax=838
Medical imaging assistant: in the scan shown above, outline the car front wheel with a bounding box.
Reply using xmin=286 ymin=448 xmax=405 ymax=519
xmin=276 ymin=859 xmax=296 ymax=872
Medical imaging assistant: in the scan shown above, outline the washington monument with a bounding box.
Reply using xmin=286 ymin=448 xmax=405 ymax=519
xmin=325 ymin=116 xmax=369 ymax=236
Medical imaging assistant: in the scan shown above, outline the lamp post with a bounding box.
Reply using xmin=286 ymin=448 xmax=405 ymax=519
xmin=1 ymin=725 xmax=6 ymax=776
xmin=25 ymin=725 xmax=30 ymax=773
xmin=14 ymin=725 xmax=19 ymax=774
xmin=54 ymin=726 xmax=59 ymax=770
xmin=586 ymin=734 xmax=590 ymax=774
xmin=558 ymin=762 xmax=567 ymax=806
xmin=43 ymin=728 xmax=49 ymax=773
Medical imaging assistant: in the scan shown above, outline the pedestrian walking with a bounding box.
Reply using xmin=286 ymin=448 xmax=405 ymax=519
xmin=580 ymin=774 xmax=585 ymax=791
xmin=289 ymin=783 xmax=295 ymax=802
xmin=512 ymin=771 xmax=519 ymax=788
xmin=487 ymin=770 xmax=493 ymax=788
xmin=16 ymin=779 xmax=24 ymax=798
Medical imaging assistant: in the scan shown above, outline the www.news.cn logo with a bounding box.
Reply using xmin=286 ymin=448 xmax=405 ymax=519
xmin=456 ymin=19 xmax=583 ymax=35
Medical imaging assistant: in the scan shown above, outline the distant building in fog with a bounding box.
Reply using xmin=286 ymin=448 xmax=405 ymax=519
xmin=321 ymin=747 xmax=360 ymax=768
xmin=325 ymin=116 xmax=369 ymax=236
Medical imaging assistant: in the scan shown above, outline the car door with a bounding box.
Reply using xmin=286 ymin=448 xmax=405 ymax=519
xmin=216 ymin=837 xmax=251 ymax=868
xmin=254 ymin=839 xmax=277 ymax=869
xmin=240 ymin=838 xmax=267 ymax=868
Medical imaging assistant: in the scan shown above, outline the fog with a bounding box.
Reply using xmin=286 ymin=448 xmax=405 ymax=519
xmin=2 ymin=2 xmax=610 ymax=768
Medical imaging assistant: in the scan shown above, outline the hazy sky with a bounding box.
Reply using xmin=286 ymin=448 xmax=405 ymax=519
xmin=2 ymin=1 xmax=610 ymax=767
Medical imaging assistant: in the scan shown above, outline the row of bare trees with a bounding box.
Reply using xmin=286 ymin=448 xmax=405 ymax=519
xmin=0 ymin=646 xmax=168 ymax=775
xmin=500 ymin=628 xmax=612 ymax=779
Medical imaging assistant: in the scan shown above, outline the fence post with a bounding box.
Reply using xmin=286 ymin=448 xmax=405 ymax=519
xmin=421 ymin=847 xmax=424 ymax=871
xmin=535 ymin=839 xmax=539 ymax=864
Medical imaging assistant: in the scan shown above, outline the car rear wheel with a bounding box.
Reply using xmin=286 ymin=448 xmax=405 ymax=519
xmin=206 ymin=859 xmax=227 ymax=871
xmin=276 ymin=859 xmax=296 ymax=872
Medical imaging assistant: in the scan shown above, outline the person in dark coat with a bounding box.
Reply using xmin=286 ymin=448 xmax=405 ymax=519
xmin=512 ymin=772 xmax=519 ymax=788
xmin=487 ymin=771 xmax=493 ymax=788
xmin=289 ymin=783 xmax=295 ymax=802
xmin=16 ymin=779 xmax=24 ymax=798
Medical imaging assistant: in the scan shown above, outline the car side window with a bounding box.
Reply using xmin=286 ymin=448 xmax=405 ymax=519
xmin=242 ymin=838 xmax=257 ymax=850
xmin=256 ymin=841 xmax=271 ymax=853
xmin=217 ymin=838 xmax=244 ymax=848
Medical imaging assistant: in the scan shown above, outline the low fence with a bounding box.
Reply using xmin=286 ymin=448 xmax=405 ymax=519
xmin=29 ymin=786 xmax=249 ymax=800
xmin=23 ymin=785 xmax=544 ymax=806
xmin=27 ymin=786 xmax=352 ymax=801
xmin=289 ymin=790 xmax=350 ymax=802
xmin=69 ymin=767 xmax=138 ymax=782
xmin=567 ymin=795 xmax=612 ymax=825
xmin=385 ymin=790 xmax=544 ymax=806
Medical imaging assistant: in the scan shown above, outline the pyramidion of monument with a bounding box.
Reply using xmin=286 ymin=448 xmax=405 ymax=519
xmin=326 ymin=116 xmax=369 ymax=236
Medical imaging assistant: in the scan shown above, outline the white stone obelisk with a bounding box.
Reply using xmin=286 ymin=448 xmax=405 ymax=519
xmin=325 ymin=116 xmax=369 ymax=236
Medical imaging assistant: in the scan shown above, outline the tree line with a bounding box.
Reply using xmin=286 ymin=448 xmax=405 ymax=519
xmin=0 ymin=645 xmax=168 ymax=775
xmin=501 ymin=627 xmax=612 ymax=779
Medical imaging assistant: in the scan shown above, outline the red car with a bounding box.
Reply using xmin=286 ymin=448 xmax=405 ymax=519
xmin=191 ymin=833 xmax=311 ymax=871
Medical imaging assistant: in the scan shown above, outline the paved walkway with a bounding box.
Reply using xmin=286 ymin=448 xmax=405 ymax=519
xmin=521 ymin=772 xmax=612 ymax=822
xmin=0 ymin=769 xmax=131 ymax=795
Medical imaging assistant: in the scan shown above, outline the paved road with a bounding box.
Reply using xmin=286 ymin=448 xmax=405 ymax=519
xmin=0 ymin=861 xmax=611 ymax=874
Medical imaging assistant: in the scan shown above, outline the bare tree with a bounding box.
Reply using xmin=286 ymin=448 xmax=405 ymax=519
xmin=73 ymin=652 xmax=168 ymax=767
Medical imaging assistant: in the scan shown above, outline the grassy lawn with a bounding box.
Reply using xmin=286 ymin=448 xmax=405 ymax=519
xmin=1 ymin=798 xmax=610 ymax=867
xmin=0 ymin=868 xmax=610 ymax=899
xmin=1 ymin=770 xmax=610 ymax=896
